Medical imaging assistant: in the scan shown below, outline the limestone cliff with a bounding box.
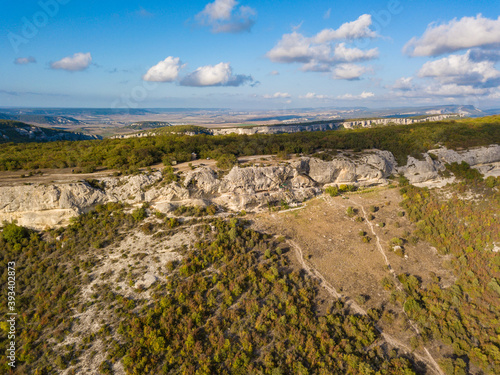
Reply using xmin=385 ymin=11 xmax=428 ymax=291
xmin=1 ymin=145 xmax=498 ymax=229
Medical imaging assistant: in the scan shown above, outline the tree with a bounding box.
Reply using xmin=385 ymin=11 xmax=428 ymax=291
xmin=216 ymin=154 xmax=238 ymax=170
xmin=2 ymin=222 xmax=28 ymax=245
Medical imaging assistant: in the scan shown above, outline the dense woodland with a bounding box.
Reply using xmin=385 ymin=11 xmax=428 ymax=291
xmin=0 ymin=205 xmax=416 ymax=374
xmin=0 ymin=117 xmax=499 ymax=172
xmin=397 ymin=172 xmax=500 ymax=374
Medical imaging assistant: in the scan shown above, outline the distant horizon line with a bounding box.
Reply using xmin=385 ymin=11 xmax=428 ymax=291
xmin=0 ymin=104 xmax=496 ymax=111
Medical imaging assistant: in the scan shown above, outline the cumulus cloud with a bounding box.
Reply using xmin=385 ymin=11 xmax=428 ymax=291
xmin=404 ymin=15 xmax=500 ymax=57
xmin=50 ymin=52 xmax=92 ymax=71
xmin=14 ymin=56 xmax=36 ymax=65
xmin=391 ymin=77 xmax=415 ymax=91
xmin=418 ymin=50 xmax=500 ymax=88
xmin=312 ymin=14 xmax=378 ymax=44
xmin=338 ymin=91 xmax=375 ymax=100
xmin=300 ymin=61 xmax=332 ymax=72
xmin=300 ymin=92 xmax=331 ymax=100
xmin=390 ymin=77 xmax=497 ymax=101
xmin=333 ymin=64 xmax=369 ymax=80
xmin=424 ymin=84 xmax=490 ymax=97
xmin=263 ymin=92 xmax=291 ymax=99
xmin=333 ymin=43 xmax=378 ymax=63
xmin=266 ymin=15 xmax=377 ymax=79
xmin=267 ymin=32 xmax=330 ymax=64
xmin=197 ymin=0 xmax=256 ymax=33
xmin=143 ymin=57 xmax=184 ymax=82
xmin=180 ymin=62 xmax=253 ymax=87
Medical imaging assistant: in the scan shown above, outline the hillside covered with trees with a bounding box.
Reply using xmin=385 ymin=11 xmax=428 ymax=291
xmin=0 ymin=116 xmax=498 ymax=172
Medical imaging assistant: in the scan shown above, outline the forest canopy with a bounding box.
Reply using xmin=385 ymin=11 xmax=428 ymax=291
xmin=0 ymin=117 xmax=498 ymax=172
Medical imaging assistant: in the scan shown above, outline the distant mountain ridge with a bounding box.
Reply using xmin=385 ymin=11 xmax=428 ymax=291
xmin=0 ymin=112 xmax=83 ymax=126
xmin=0 ymin=120 xmax=101 ymax=143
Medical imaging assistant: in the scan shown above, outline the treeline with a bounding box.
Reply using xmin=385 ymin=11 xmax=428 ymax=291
xmin=396 ymin=174 xmax=500 ymax=373
xmin=0 ymin=117 xmax=498 ymax=172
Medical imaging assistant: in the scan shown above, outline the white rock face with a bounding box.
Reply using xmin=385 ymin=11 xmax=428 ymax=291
xmin=397 ymin=155 xmax=444 ymax=184
xmin=292 ymin=151 xmax=397 ymax=186
xmin=1 ymin=145 xmax=499 ymax=229
xmin=398 ymin=144 xmax=500 ymax=183
xmin=431 ymin=144 xmax=500 ymax=165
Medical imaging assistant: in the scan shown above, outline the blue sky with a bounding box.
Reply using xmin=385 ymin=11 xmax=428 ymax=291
xmin=1 ymin=0 xmax=499 ymax=109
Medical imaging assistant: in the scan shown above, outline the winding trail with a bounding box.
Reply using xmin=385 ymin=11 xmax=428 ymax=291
xmin=283 ymin=195 xmax=444 ymax=375
xmin=289 ymin=235 xmax=444 ymax=374
xmin=348 ymin=196 xmax=445 ymax=375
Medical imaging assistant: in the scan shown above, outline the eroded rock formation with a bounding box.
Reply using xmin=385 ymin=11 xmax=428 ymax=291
xmin=1 ymin=145 xmax=498 ymax=229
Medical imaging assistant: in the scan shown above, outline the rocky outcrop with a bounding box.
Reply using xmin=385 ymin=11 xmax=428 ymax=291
xmin=398 ymin=144 xmax=500 ymax=184
xmin=340 ymin=114 xmax=460 ymax=129
xmin=0 ymin=183 xmax=108 ymax=229
xmin=210 ymin=123 xmax=339 ymax=135
xmin=1 ymin=145 xmax=499 ymax=229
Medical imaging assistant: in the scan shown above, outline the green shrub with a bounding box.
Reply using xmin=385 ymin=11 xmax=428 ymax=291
xmin=445 ymin=161 xmax=483 ymax=180
xmin=390 ymin=237 xmax=404 ymax=246
xmin=1 ymin=222 xmax=29 ymax=245
xmin=346 ymin=206 xmax=357 ymax=217
xmin=339 ymin=184 xmax=356 ymax=193
xmin=325 ymin=186 xmax=339 ymax=197
xmin=132 ymin=206 xmax=147 ymax=222
xmin=216 ymin=154 xmax=238 ymax=170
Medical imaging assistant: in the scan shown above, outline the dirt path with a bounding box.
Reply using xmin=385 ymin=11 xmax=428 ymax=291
xmin=348 ymin=196 xmax=445 ymax=375
xmin=289 ymin=235 xmax=444 ymax=374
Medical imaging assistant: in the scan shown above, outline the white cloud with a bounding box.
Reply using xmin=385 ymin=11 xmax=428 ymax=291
xmin=391 ymin=77 xmax=415 ymax=91
xmin=337 ymin=91 xmax=375 ymax=100
xmin=332 ymin=64 xmax=369 ymax=80
xmin=332 ymin=43 xmax=378 ymax=63
xmin=201 ymin=0 xmax=236 ymax=20
xmin=267 ymin=32 xmax=331 ymax=64
xmin=180 ymin=62 xmax=253 ymax=87
xmin=51 ymin=52 xmax=92 ymax=71
xmin=266 ymin=15 xmax=378 ymax=78
xmin=324 ymin=8 xmax=331 ymax=20
xmin=404 ymin=15 xmax=500 ymax=56
xmin=312 ymin=14 xmax=377 ymax=44
xmin=269 ymin=70 xmax=280 ymax=76
xmin=423 ymin=84 xmax=489 ymax=97
xmin=143 ymin=57 xmax=184 ymax=82
xmin=197 ymin=0 xmax=256 ymax=33
xmin=300 ymin=92 xmax=331 ymax=100
xmin=300 ymin=61 xmax=331 ymax=72
xmin=14 ymin=56 xmax=36 ymax=65
xmin=263 ymin=92 xmax=291 ymax=99
xmin=418 ymin=50 xmax=500 ymax=87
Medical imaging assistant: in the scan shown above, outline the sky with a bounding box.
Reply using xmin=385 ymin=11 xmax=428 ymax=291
xmin=1 ymin=0 xmax=500 ymax=109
